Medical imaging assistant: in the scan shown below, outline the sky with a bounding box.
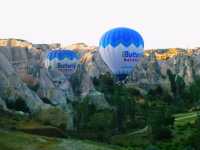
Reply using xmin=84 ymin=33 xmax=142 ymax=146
xmin=0 ymin=0 xmax=200 ymax=49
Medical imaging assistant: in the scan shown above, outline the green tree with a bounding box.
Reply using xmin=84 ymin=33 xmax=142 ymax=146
xmin=186 ymin=77 xmax=200 ymax=107
xmin=93 ymin=74 xmax=137 ymax=132
xmin=86 ymin=110 xmax=115 ymax=141
xmin=75 ymin=97 xmax=96 ymax=131
xmin=181 ymin=113 xmax=200 ymax=150
xmin=145 ymin=145 xmax=160 ymax=150
xmin=167 ymin=69 xmax=185 ymax=101
xmin=147 ymin=105 xmax=174 ymax=141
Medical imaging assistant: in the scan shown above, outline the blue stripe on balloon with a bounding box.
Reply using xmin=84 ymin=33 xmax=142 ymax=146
xmin=47 ymin=49 xmax=79 ymax=61
xmin=99 ymin=27 xmax=144 ymax=48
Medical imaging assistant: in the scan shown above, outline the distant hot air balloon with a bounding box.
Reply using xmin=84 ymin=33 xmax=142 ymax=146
xmin=99 ymin=27 xmax=144 ymax=80
xmin=45 ymin=49 xmax=79 ymax=76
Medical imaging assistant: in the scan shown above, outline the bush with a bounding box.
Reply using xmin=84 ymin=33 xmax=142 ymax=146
xmin=35 ymin=107 xmax=68 ymax=130
xmin=185 ymin=114 xmax=200 ymax=150
xmin=87 ymin=110 xmax=114 ymax=131
xmin=6 ymin=98 xmax=29 ymax=113
xmin=147 ymin=105 xmax=174 ymax=141
xmin=145 ymin=145 xmax=160 ymax=150
xmin=75 ymin=97 xmax=96 ymax=130
xmin=152 ymin=126 xmax=173 ymax=140
xmin=186 ymin=130 xmax=200 ymax=150
xmin=86 ymin=110 xmax=115 ymax=141
xmin=92 ymin=74 xmax=138 ymax=132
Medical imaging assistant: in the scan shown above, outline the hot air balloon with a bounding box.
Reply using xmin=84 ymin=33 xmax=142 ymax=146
xmin=45 ymin=49 xmax=79 ymax=76
xmin=99 ymin=27 xmax=144 ymax=80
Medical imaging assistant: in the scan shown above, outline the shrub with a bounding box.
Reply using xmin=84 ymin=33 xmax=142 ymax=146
xmin=35 ymin=107 xmax=68 ymax=130
xmin=6 ymin=98 xmax=29 ymax=113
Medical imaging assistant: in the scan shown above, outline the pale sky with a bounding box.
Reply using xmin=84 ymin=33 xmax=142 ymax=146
xmin=0 ymin=0 xmax=200 ymax=49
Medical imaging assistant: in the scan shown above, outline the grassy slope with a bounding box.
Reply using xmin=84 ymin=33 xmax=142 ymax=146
xmin=0 ymin=111 xmax=124 ymax=150
xmin=110 ymin=111 xmax=199 ymax=149
xmin=174 ymin=111 xmax=199 ymax=126
xmin=0 ymin=109 xmax=198 ymax=150
xmin=0 ymin=130 xmax=124 ymax=150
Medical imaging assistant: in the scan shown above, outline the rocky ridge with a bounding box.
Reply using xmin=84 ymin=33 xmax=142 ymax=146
xmin=0 ymin=38 xmax=200 ymax=130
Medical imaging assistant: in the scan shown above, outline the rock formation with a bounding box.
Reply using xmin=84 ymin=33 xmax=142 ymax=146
xmin=1 ymin=38 xmax=200 ymax=130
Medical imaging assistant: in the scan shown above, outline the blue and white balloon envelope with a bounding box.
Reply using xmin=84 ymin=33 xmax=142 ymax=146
xmin=99 ymin=27 xmax=144 ymax=80
xmin=45 ymin=49 xmax=79 ymax=76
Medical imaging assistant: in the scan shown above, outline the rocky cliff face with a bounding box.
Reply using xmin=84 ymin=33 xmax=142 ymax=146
xmin=79 ymin=46 xmax=200 ymax=94
xmin=0 ymin=41 xmax=73 ymax=129
xmin=0 ymin=40 xmax=107 ymax=130
xmin=81 ymin=50 xmax=111 ymax=78
xmin=126 ymin=53 xmax=171 ymax=93
xmin=0 ymin=39 xmax=199 ymax=129
xmin=0 ymin=49 xmax=47 ymax=114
